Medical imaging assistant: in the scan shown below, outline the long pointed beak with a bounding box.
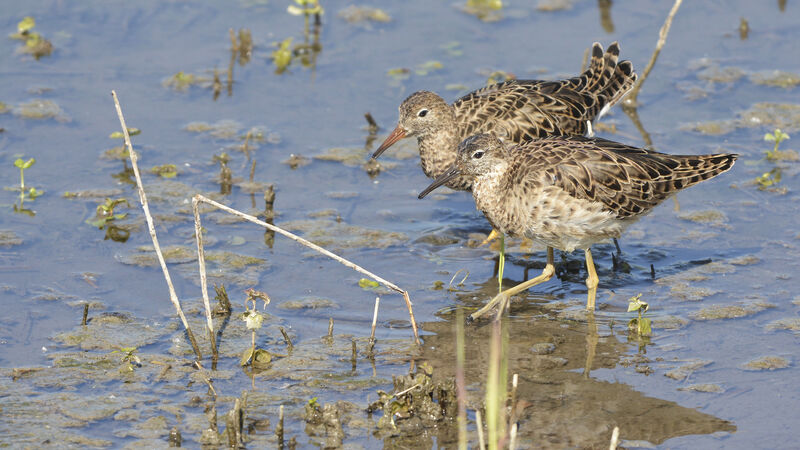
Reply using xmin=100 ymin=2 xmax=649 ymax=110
xmin=418 ymin=165 xmax=460 ymax=199
xmin=371 ymin=125 xmax=407 ymax=159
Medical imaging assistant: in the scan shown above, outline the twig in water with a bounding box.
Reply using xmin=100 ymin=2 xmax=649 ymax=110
xmin=476 ymin=409 xmax=486 ymax=450
xmin=111 ymin=91 xmax=203 ymax=360
xmin=192 ymin=361 xmax=218 ymax=398
xmin=368 ymin=297 xmax=380 ymax=357
xmin=191 ymin=194 xmax=421 ymax=344
xmin=509 ymin=422 xmax=518 ymax=450
xmin=279 ymin=326 xmax=294 ymax=351
xmin=351 ymin=339 xmax=357 ymax=371
xmin=191 ymin=197 xmax=218 ymax=359
xmin=449 ymin=269 xmax=470 ymax=290
xmin=609 ymin=426 xmax=620 ymax=450
xmin=277 ymin=405 xmax=285 ymax=448
xmin=624 ymin=0 xmax=683 ymax=107
xmin=328 ymin=317 xmax=334 ymax=338
xmin=81 ymin=303 xmax=89 ymax=326
xmin=364 ymin=112 xmax=379 ymax=132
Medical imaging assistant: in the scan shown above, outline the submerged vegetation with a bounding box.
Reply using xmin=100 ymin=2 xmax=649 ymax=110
xmin=9 ymin=16 xmax=53 ymax=59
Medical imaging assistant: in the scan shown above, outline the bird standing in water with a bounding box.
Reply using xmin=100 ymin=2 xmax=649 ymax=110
xmin=372 ymin=42 xmax=637 ymax=285
xmin=419 ymin=134 xmax=737 ymax=321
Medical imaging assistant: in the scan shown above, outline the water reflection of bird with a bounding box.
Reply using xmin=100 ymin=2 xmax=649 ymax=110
xmin=419 ymin=134 xmax=737 ymax=320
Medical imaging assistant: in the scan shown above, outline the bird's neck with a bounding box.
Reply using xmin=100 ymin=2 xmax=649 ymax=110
xmin=417 ymin=108 xmax=459 ymax=180
xmin=472 ymin=161 xmax=510 ymax=227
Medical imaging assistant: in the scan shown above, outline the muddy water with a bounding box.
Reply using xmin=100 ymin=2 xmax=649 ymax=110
xmin=1 ymin=0 xmax=798 ymax=448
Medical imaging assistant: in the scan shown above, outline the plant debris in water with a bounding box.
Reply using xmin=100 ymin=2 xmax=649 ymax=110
xmin=750 ymin=71 xmax=800 ymax=89
xmin=10 ymin=16 xmax=54 ymax=59
xmin=665 ymin=359 xmax=713 ymax=381
xmin=338 ymin=5 xmax=391 ymax=24
xmin=12 ymin=99 xmax=69 ymax=121
xmin=689 ymin=302 xmax=775 ymax=321
xmin=367 ymin=362 xmax=457 ymax=435
xmin=0 ymin=230 xmax=23 ymax=247
xmin=742 ymin=356 xmax=790 ymax=371
xmin=281 ymin=219 xmax=408 ymax=251
xmin=765 ymin=318 xmax=800 ymax=332
xmin=688 ymin=103 xmax=800 ymax=135
xmin=460 ymin=0 xmax=504 ymax=22
xmin=678 ymin=383 xmax=724 ymax=393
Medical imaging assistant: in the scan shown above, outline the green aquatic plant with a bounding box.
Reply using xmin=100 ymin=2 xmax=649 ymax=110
xmin=462 ymin=0 xmax=503 ymax=22
xmin=110 ymin=346 xmax=141 ymax=371
xmin=755 ymin=167 xmax=782 ymax=190
xmin=150 ymin=164 xmax=178 ymax=178
xmin=627 ymin=294 xmax=651 ymax=336
xmin=287 ymin=0 xmax=324 ymax=17
xmin=358 ymin=278 xmax=380 ymax=290
xmin=13 ymin=157 xmax=43 ymax=201
xmin=88 ymin=198 xmax=129 ymax=228
xmin=240 ymin=288 xmax=276 ymax=369
xmin=270 ymin=37 xmax=293 ymax=73
xmin=10 ymin=16 xmax=53 ymax=59
xmin=109 ymin=127 xmax=141 ymax=139
xmin=764 ymin=128 xmax=790 ymax=161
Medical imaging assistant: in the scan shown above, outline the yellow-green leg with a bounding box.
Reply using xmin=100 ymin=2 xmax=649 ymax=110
xmin=470 ymin=247 xmax=555 ymax=322
xmin=480 ymin=229 xmax=502 ymax=247
xmin=497 ymin=234 xmax=505 ymax=294
xmin=584 ymin=248 xmax=599 ymax=310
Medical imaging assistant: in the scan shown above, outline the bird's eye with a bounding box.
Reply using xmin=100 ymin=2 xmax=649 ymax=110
xmin=417 ymin=109 xmax=428 ymax=117
xmin=472 ymin=151 xmax=484 ymax=159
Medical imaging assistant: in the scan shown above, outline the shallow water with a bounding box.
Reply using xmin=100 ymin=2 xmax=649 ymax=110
xmin=1 ymin=0 xmax=799 ymax=447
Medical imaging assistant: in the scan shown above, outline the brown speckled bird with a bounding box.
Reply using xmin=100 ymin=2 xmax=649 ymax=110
xmin=419 ymin=134 xmax=738 ymax=320
xmin=372 ymin=42 xmax=637 ymax=191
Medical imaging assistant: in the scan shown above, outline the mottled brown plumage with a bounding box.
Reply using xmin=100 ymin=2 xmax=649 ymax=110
xmin=373 ymin=42 xmax=637 ymax=191
xmin=419 ymin=134 xmax=738 ymax=316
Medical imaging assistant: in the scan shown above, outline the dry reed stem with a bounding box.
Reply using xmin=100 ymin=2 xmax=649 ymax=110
xmin=370 ymin=297 xmax=380 ymax=341
xmin=192 ymin=194 xmax=421 ymax=344
xmin=111 ymin=91 xmax=203 ymax=360
xmin=476 ymin=409 xmax=486 ymax=450
xmin=609 ymin=426 xmax=620 ymax=450
xmin=509 ymin=422 xmax=518 ymax=450
xmin=625 ymin=0 xmax=684 ymax=106
xmin=192 ymin=196 xmax=218 ymax=358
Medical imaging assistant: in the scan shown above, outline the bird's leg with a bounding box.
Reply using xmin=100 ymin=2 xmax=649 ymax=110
xmin=497 ymin=233 xmax=505 ymax=294
xmin=480 ymin=229 xmax=502 ymax=247
xmin=470 ymin=247 xmax=555 ymax=322
xmin=584 ymin=248 xmax=599 ymax=310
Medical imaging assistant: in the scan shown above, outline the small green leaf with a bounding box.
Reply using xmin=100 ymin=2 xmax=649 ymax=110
xmin=18 ymin=17 xmax=35 ymax=34
xmin=110 ymin=128 xmax=141 ymax=139
xmin=358 ymin=278 xmax=380 ymax=289
xmin=271 ymin=38 xmax=293 ymax=72
xmin=14 ymin=158 xmax=35 ymax=169
xmin=764 ymin=133 xmax=776 ymax=142
xmin=252 ymin=349 xmax=272 ymax=369
xmin=626 ymin=293 xmax=647 ymax=313
xmin=240 ymin=347 xmax=255 ymax=366
xmin=242 ymin=310 xmax=264 ymax=330
xmin=27 ymin=187 xmax=43 ymax=198
xmin=150 ymin=164 xmax=178 ymax=178
xmin=287 ymin=5 xmax=304 ymax=15
xmin=415 ymin=60 xmax=444 ymax=76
